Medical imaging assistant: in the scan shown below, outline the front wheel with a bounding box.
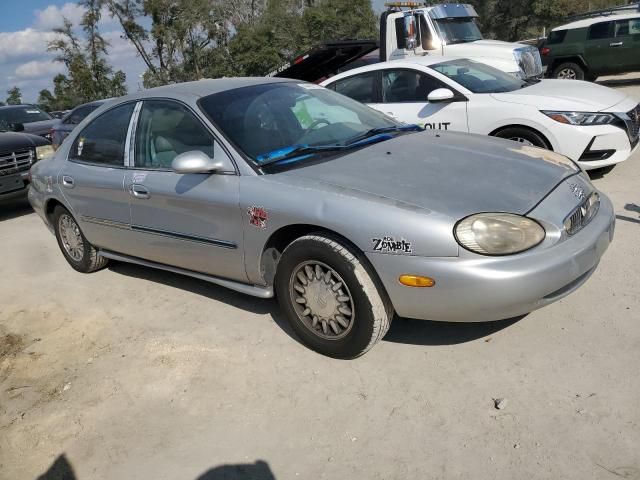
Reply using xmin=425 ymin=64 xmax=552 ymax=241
xmin=275 ymin=234 xmax=393 ymax=359
xmin=493 ymin=127 xmax=549 ymax=149
xmin=53 ymin=206 xmax=108 ymax=273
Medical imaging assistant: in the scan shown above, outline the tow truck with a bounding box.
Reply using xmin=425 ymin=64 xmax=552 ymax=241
xmin=268 ymin=2 xmax=543 ymax=81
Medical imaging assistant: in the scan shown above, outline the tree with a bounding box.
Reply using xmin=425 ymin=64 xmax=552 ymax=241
xmin=6 ymin=87 xmax=22 ymax=105
xmin=37 ymin=89 xmax=57 ymax=111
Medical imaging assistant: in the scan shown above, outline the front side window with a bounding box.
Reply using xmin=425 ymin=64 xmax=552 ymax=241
xmin=433 ymin=17 xmax=482 ymax=45
xmin=333 ymin=72 xmax=377 ymax=103
xmin=135 ymin=100 xmax=215 ymax=170
xmin=615 ymin=18 xmax=640 ymax=36
xmin=70 ymin=102 xmax=135 ymax=166
xmin=432 ymin=59 xmax=527 ymax=93
xmin=382 ymin=69 xmax=446 ymax=102
xmin=588 ymin=21 xmax=612 ymax=40
xmin=199 ymin=82 xmax=400 ymax=164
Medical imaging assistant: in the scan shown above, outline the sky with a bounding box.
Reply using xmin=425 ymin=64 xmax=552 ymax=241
xmin=0 ymin=1 xmax=388 ymax=104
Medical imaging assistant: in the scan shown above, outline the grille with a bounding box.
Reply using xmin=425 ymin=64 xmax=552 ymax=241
xmin=520 ymin=47 xmax=543 ymax=78
xmin=625 ymin=103 xmax=640 ymax=146
xmin=0 ymin=148 xmax=34 ymax=177
xmin=564 ymin=192 xmax=600 ymax=236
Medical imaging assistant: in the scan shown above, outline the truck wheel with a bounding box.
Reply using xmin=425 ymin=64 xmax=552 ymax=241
xmin=275 ymin=234 xmax=393 ymax=359
xmin=494 ymin=127 xmax=550 ymax=149
xmin=552 ymin=62 xmax=585 ymax=80
xmin=53 ymin=206 xmax=108 ymax=273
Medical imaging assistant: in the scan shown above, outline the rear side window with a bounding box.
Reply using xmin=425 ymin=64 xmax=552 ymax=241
xmin=70 ymin=102 xmax=135 ymax=166
xmin=587 ymin=21 xmax=612 ymax=40
xmin=546 ymin=29 xmax=567 ymax=45
xmin=333 ymin=72 xmax=377 ymax=103
xmin=65 ymin=105 xmax=98 ymax=125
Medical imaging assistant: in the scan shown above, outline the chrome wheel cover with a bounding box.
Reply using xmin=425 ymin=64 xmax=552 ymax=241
xmin=59 ymin=214 xmax=84 ymax=262
xmin=509 ymin=136 xmax=535 ymax=146
xmin=289 ymin=261 xmax=355 ymax=340
xmin=557 ymin=68 xmax=576 ymax=80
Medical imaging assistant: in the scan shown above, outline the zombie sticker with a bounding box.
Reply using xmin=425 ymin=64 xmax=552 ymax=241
xmin=372 ymin=236 xmax=412 ymax=254
xmin=77 ymin=138 xmax=84 ymax=156
xmin=248 ymin=206 xmax=268 ymax=229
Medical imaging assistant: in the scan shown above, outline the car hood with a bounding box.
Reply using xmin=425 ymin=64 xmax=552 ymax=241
xmin=490 ymin=79 xmax=629 ymax=111
xmin=278 ymin=131 xmax=577 ymax=220
xmin=23 ymin=119 xmax=59 ymax=135
xmin=0 ymin=131 xmax=50 ymax=150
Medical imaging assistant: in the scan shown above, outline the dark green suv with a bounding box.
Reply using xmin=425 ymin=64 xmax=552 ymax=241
xmin=541 ymin=11 xmax=640 ymax=81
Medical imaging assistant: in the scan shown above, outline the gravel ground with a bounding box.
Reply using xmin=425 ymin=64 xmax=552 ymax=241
xmin=1 ymin=77 xmax=639 ymax=480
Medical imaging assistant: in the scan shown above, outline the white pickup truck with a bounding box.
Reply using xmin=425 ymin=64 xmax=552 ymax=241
xmin=381 ymin=2 xmax=543 ymax=79
xmin=269 ymin=3 xmax=543 ymax=82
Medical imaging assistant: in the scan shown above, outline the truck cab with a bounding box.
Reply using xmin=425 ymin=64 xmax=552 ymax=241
xmin=381 ymin=2 xmax=543 ymax=80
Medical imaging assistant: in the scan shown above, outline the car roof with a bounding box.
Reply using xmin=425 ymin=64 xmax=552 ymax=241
xmin=552 ymin=12 xmax=640 ymax=31
xmin=322 ymin=56 xmax=464 ymax=83
xmin=111 ymin=77 xmax=295 ymax=104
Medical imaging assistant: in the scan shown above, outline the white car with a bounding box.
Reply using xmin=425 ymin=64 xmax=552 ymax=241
xmin=320 ymin=56 xmax=640 ymax=171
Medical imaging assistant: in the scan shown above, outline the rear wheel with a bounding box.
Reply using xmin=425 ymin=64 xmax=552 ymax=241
xmin=53 ymin=206 xmax=108 ymax=273
xmin=275 ymin=234 xmax=393 ymax=359
xmin=552 ymin=62 xmax=586 ymax=80
xmin=493 ymin=127 xmax=550 ymax=149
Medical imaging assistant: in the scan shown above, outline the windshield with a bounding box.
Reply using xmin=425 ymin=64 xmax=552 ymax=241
xmin=199 ymin=82 xmax=404 ymax=166
xmin=0 ymin=106 xmax=52 ymax=129
xmin=431 ymin=59 xmax=529 ymax=93
xmin=433 ymin=17 xmax=482 ymax=44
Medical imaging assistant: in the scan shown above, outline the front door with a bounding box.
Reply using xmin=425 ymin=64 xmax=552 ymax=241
xmin=124 ymin=99 xmax=246 ymax=282
xmin=584 ymin=20 xmax=615 ymax=74
xmin=370 ymin=68 xmax=468 ymax=132
xmin=59 ymin=102 xmax=136 ymax=253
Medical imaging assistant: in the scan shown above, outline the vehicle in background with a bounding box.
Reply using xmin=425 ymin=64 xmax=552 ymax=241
xmin=29 ymin=78 xmax=614 ymax=358
xmin=0 ymin=128 xmax=54 ymax=202
xmin=51 ymin=100 xmax=108 ymax=149
xmin=321 ymin=56 xmax=639 ymax=171
xmin=0 ymin=105 xmax=58 ymax=141
xmin=50 ymin=110 xmax=70 ymax=119
xmin=269 ymin=3 xmax=543 ymax=81
xmin=541 ymin=3 xmax=640 ymax=80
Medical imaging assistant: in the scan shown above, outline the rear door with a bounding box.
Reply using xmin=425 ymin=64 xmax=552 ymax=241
xmin=124 ymin=98 xmax=246 ymax=282
xmin=374 ymin=68 xmax=468 ymax=132
xmin=584 ymin=21 xmax=615 ymax=73
xmin=60 ymin=102 xmax=136 ymax=253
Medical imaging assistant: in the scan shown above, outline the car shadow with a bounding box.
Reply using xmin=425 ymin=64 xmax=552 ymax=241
xmin=383 ymin=315 xmax=523 ymax=346
xmin=597 ymin=78 xmax=640 ymax=87
xmin=615 ymin=203 xmax=640 ymax=225
xmin=0 ymin=197 xmax=32 ymax=221
xmin=36 ymin=454 xmax=277 ymax=480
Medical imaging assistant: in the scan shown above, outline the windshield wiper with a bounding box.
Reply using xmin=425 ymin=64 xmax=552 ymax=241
xmin=343 ymin=124 xmax=423 ymax=146
xmin=256 ymin=144 xmax=348 ymax=166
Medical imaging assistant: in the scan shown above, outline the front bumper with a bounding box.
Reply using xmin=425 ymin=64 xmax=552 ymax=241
xmin=0 ymin=171 xmax=30 ymax=201
xmin=367 ymin=193 xmax=614 ymax=322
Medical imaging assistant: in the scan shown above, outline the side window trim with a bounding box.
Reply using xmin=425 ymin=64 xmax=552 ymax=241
xmin=125 ymin=101 xmax=143 ymax=168
xmin=130 ymin=97 xmax=238 ymax=175
xmin=67 ymin=101 xmax=138 ymax=169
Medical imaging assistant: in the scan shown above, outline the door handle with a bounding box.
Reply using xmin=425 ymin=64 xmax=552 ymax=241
xmin=62 ymin=175 xmax=74 ymax=188
xmin=609 ymin=41 xmax=624 ymax=47
xmin=129 ymin=184 xmax=150 ymax=199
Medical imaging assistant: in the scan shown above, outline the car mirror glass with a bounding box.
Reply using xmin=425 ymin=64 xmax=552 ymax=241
xmin=171 ymin=150 xmax=223 ymax=174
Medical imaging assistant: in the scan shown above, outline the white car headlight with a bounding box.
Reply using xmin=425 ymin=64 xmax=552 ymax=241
xmin=35 ymin=145 xmax=55 ymax=160
xmin=455 ymin=213 xmax=546 ymax=255
xmin=541 ymin=111 xmax=616 ymax=126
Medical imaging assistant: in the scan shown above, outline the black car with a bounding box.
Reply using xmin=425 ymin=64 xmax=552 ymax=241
xmin=0 ymin=128 xmax=53 ymax=201
xmin=0 ymin=104 xmax=59 ymax=141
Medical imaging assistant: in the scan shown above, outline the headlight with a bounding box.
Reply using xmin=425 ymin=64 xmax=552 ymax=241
xmin=455 ymin=213 xmax=545 ymax=255
xmin=35 ymin=145 xmax=55 ymax=160
xmin=541 ymin=111 xmax=616 ymax=126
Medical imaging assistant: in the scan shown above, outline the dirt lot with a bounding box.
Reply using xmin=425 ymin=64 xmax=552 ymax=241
xmin=1 ymin=77 xmax=640 ymax=480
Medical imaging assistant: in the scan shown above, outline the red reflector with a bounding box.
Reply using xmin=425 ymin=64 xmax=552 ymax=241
xmin=293 ymin=54 xmax=309 ymax=65
xmin=541 ymin=47 xmax=550 ymax=56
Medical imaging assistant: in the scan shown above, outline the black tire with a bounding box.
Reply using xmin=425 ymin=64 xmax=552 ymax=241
xmin=275 ymin=234 xmax=393 ymax=359
xmin=53 ymin=206 xmax=108 ymax=273
xmin=552 ymin=62 xmax=586 ymax=80
xmin=493 ymin=127 xmax=550 ymax=149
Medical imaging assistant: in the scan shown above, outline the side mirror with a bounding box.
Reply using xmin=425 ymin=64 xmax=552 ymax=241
xmin=403 ymin=15 xmax=418 ymax=50
xmin=171 ymin=150 xmax=223 ymax=174
xmin=427 ymin=88 xmax=455 ymax=103
xmin=10 ymin=122 xmax=24 ymax=132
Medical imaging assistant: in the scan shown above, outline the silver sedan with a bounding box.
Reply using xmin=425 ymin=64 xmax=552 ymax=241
xmin=28 ymin=78 xmax=615 ymax=358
